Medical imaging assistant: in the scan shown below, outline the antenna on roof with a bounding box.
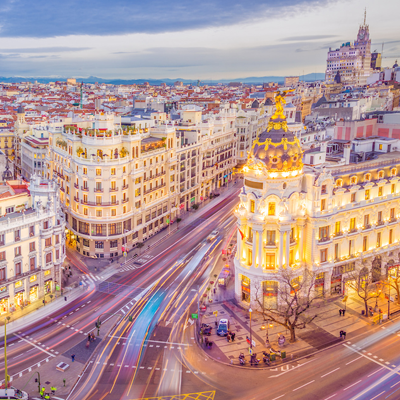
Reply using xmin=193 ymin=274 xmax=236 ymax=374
xmin=364 ymin=7 xmax=366 ymax=26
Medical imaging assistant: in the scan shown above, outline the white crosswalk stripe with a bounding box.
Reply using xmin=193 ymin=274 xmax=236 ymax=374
xmin=81 ymin=274 xmax=102 ymax=284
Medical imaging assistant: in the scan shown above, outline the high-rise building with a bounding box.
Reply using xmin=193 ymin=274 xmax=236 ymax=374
xmin=325 ymin=12 xmax=372 ymax=85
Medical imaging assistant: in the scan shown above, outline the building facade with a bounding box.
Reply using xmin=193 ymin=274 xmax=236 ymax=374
xmin=234 ymin=93 xmax=400 ymax=307
xmin=0 ymin=177 xmax=65 ymax=314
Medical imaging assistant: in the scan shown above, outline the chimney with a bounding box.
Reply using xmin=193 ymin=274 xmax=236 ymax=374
xmin=344 ymin=143 xmax=351 ymax=165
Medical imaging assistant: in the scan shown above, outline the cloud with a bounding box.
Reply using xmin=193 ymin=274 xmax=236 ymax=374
xmin=0 ymin=47 xmax=91 ymax=53
xmin=0 ymin=0 xmax=335 ymax=38
xmin=281 ymin=35 xmax=338 ymax=41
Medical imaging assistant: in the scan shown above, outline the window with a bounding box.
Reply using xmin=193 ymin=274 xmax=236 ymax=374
xmin=111 ymin=195 xmax=117 ymax=204
xmin=390 ymin=208 xmax=395 ymax=219
xmin=266 ymin=230 xmax=276 ymax=245
xmin=111 ymin=168 xmax=116 ymax=175
xmin=335 ymin=221 xmax=341 ymax=235
xmin=15 ymin=262 xmax=22 ymax=275
xmin=334 ymin=243 xmax=339 ymax=260
xmin=83 ymin=167 xmax=87 ymax=175
xmin=319 ymin=226 xmax=329 ymax=241
xmin=377 ymin=232 xmax=381 ymax=248
xmin=248 ymin=227 xmax=253 ymax=241
xmin=29 ymin=242 xmax=35 ymax=252
xmin=268 ymin=202 xmax=276 ymax=216
xmin=392 ymin=184 xmax=396 ymax=194
xmin=111 ymin=209 xmax=116 ymax=217
xmin=96 ymin=196 xmax=102 ymax=205
xmin=378 ymin=170 xmax=384 ymax=179
xmin=320 ymin=248 xmax=328 ymax=263
xmin=364 ymin=173 xmax=371 ymax=181
xmin=336 ymin=179 xmax=343 ymax=187
xmin=6 ymin=206 xmax=14 ymax=213
xmin=351 ymin=192 xmax=356 ymax=202
xmin=391 ymin=168 xmax=397 ymax=177
xmin=250 ymin=200 xmax=255 ymax=213
xmin=350 ymin=176 xmax=357 ymax=185
xmin=349 ymin=239 xmax=354 ymax=256
xmin=15 ymin=246 xmax=21 ymax=257
xmin=123 ymin=166 xmax=126 ymax=173
xmin=364 ymin=214 xmax=370 ymax=227
xmin=321 ymin=199 xmax=326 ymax=211
xmin=56 ymin=249 xmax=60 ymax=260
xmin=350 ymin=217 xmax=356 ymax=231
xmin=321 ymin=185 xmax=327 ymax=194
xmin=0 ymin=268 xmax=5 ymax=281
xmin=265 ymin=253 xmax=275 ymax=269
xmin=30 ymin=257 xmax=36 ymax=271
xmin=363 ymin=236 xmax=368 ymax=252
xmin=247 ymin=249 xmax=252 ymax=266
xmin=45 ymin=253 xmax=52 ymax=264
xmin=95 ymin=241 xmax=104 ymax=249
xmin=83 ymin=239 xmax=89 ymax=247
xmin=110 ymin=240 xmax=118 ymax=248
xmin=111 ymin=181 xmax=116 ymax=190
xmin=29 ymin=226 xmax=35 ymax=236
xmin=0 ymin=251 xmax=5 ymax=261
xmin=365 ymin=189 xmax=370 ymax=200
xmin=378 ymin=211 xmax=382 ymax=223
xmin=14 ymin=230 xmax=20 ymax=241
xmin=389 ymin=229 xmax=393 ymax=244
xmin=378 ymin=186 xmax=383 ymax=197
xmin=96 ymin=168 xmax=101 ymax=176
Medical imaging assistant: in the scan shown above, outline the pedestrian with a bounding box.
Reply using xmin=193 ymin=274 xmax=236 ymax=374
xmin=227 ymin=334 xmax=231 ymax=342
xmin=71 ymin=354 xmax=75 ymax=362
xmin=44 ymin=394 xmax=50 ymax=400
xmin=213 ymin=288 xmax=216 ymax=294
xmin=342 ymin=309 xmax=346 ymax=317
xmin=40 ymin=387 xmax=46 ymax=397
xmin=91 ymin=332 xmax=96 ymax=341
xmin=50 ymin=386 xmax=57 ymax=394
xmin=339 ymin=330 xmax=343 ymax=339
xmin=339 ymin=309 xmax=342 ymax=316
xmin=231 ymin=332 xmax=236 ymax=342
xmin=205 ymin=337 xmax=209 ymax=347
xmin=343 ymin=331 xmax=347 ymax=339
xmin=86 ymin=340 xmax=90 ymax=348
xmin=87 ymin=334 xmax=91 ymax=342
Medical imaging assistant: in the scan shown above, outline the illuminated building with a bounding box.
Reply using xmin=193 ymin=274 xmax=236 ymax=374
xmin=235 ymin=91 xmax=400 ymax=306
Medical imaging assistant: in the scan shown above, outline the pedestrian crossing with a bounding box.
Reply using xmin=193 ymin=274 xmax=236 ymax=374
xmin=32 ymin=397 xmax=64 ymax=400
xmin=80 ymin=273 xmax=103 ymax=286
xmin=118 ymin=254 xmax=154 ymax=273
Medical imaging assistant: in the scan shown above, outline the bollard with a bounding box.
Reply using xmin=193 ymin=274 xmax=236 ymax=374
xmin=270 ymin=353 xmax=276 ymax=362
xmin=281 ymin=351 xmax=286 ymax=359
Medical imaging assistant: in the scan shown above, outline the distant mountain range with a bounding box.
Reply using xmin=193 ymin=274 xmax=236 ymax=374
xmin=0 ymin=73 xmax=325 ymax=85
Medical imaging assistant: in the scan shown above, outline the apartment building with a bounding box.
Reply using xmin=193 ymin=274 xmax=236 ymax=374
xmin=0 ymin=177 xmax=65 ymax=313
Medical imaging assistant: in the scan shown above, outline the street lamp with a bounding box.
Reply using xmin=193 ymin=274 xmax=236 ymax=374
xmin=261 ymin=320 xmax=272 ymax=347
xmin=249 ymin=308 xmax=253 ymax=358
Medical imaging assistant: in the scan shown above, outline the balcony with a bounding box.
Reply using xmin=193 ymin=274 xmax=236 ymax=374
xmin=389 ymin=217 xmax=397 ymax=224
xmin=81 ymin=186 xmax=89 ymax=192
xmin=122 ymin=184 xmax=129 ymax=190
xmin=144 ymin=183 xmax=166 ymax=195
xmin=94 ymin=188 xmax=104 ymax=193
xmin=74 ymin=183 xmax=79 ymax=189
xmin=318 ymin=236 xmax=330 ymax=243
xmin=74 ymin=196 xmax=79 ymax=202
xmin=265 ymin=241 xmax=276 ymax=248
xmin=349 ymin=228 xmax=358 ymax=234
xmin=122 ymin=198 xmax=129 ymax=204
xmin=60 ymin=186 xmax=65 ymax=193
xmin=376 ymin=220 xmax=385 ymax=227
xmin=110 ymin=187 xmax=119 ymax=192
xmin=334 ymin=231 xmax=343 ymax=238
xmin=363 ymin=224 xmax=371 ymax=230
xmin=80 ymin=200 xmax=119 ymax=206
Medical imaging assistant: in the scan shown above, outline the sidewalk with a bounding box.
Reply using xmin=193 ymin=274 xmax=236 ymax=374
xmin=0 ymin=283 xmax=95 ymax=339
xmin=198 ymin=284 xmax=400 ymax=367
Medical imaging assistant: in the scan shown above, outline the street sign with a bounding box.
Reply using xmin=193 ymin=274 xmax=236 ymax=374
xmin=252 ymin=339 xmax=256 ymax=348
xmin=123 ymin=251 xmax=127 ymax=257
xmin=166 ymin=218 xmax=170 ymax=224
xmin=190 ymin=197 xmax=195 ymax=203
xmin=191 ymin=313 xmax=198 ymax=319
xmin=249 ymin=348 xmax=253 ymax=355
xmin=213 ymin=311 xmax=218 ymax=317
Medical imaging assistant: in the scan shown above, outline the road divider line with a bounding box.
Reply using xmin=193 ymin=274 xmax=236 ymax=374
xmin=14 ymin=333 xmax=54 ymax=357
xmin=370 ymin=391 xmax=385 ymax=400
xmin=346 ymin=356 xmax=363 ymax=365
xmin=368 ymin=367 xmax=384 ymax=377
xmin=343 ymin=379 xmax=362 ymax=390
xmin=292 ymin=380 xmax=314 ymax=391
xmin=321 ymin=368 xmax=340 ymax=377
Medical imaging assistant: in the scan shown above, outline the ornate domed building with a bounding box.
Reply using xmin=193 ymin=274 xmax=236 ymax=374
xmin=234 ymin=90 xmax=306 ymax=307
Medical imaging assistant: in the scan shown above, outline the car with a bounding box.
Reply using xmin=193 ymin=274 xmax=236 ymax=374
xmin=0 ymin=387 xmax=29 ymax=399
xmin=207 ymin=230 xmax=219 ymax=241
xmin=217 ymin=318 xmax=230 ymax=336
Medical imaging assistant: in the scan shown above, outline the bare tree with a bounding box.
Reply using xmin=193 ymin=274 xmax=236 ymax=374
xmin=253 ymin=268 xmax=319 ymax=343
xmin=385 ymin=265 xmax=400 ymax=305
xmin=345 ymin=261 xmax=381 ymax=317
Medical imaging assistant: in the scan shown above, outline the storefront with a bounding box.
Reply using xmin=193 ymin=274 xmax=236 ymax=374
xmin=331 ymin=274 xmax=342 ymax=295
xmin=263 ymin=281 xmax=278 ymax=309
xmin=241 ymin=275 xmax=250 ymax=303
xmin=29 ymin=285 xmax=38 ymax=302
xmin=0 ymin=292 xmax=8 ymax=314
xmin=14 ymin=290 xmax=24 ymax=308
xmin=45 ymin=279 xmax=52 ymax=294
xmin=315 ymin=272 xmax=325 ymax=297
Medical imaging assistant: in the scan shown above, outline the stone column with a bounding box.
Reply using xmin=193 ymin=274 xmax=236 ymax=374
xmin=252 ymin=229 xmax=257 ymax=267
xmin=279 ymin=230 xmax=284 ymax=267
xmin=299 ymin=221 xmax=306 ymax=263
xmin=257 ymin=229 xmax=263 ymax=268
xmin=286 ymin=231 xmax=290 ymax=268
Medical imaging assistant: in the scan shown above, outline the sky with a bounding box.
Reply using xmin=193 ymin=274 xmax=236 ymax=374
xmin=0 ymin=0 xmax=399 ymax=80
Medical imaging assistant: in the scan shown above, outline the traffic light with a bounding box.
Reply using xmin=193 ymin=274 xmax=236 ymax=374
xmin=129 ymin=316 xmax=133 ymax=322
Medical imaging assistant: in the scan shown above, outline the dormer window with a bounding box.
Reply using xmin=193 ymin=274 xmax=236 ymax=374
xmin=391 ymin=168 xmax=397 ymax=177
xmin=336 ymin=179 xmax=343 ymax=187
xmin=378 ymin=170 xmax=384 ymax=179
xmin=350 ymin=176 xmax=357 ymax=185
xmin=364 ymin=173 xmax=371 ymax=182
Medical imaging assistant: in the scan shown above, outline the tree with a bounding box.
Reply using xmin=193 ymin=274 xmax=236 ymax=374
xmin=386 ymin=264 xmax=400 ymax=305
xmin=345 ymin=260 xmax=381 ymax=317
xmin=253 ymin=267 xmax=319 ymax=343
xmin=136 ymin=242 xmax=145 ymax=255
xmin=191 ymin=203 xmax=199 ymax=210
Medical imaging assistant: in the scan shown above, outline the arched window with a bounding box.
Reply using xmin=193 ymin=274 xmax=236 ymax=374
xmin=350 ymin=176 xmax=357 ymax=185
xmin=391 ymin=168 xmax=397 ymax=177
xmin=336 ymin=179 xmax=343 ymax=187
xmin=364 ymin=173 xmax=371 ymax=182
xmin=378 ymin=170 xmax=384 ymax=179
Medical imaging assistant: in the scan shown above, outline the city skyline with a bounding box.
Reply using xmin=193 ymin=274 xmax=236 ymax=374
xmin=0 ymin=0 xmax=399 ymax=79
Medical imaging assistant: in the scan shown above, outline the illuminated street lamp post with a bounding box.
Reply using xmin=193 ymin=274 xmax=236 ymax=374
xmin=249 ymin=307 xmax=253 ymax=352
xmin=261 ymin=320 xmax=272 ymax=347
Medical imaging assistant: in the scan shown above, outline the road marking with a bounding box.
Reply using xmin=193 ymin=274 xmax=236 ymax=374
xmin=271 ymin=395 xmax=285 ymax=400
xmin=293 ymin=380 xmax=314 ymax=391
xmin=391 ymin=381 xmax=400 ymax=388
xmin=14 ymin=334 xmax=54 ymax=358
xmin=370 ymin=391 xmax=385 ymax=400
xmin=324 ymin=394 xmax=337 ymax=400
xmin=346 ymin=356 xmax=363 ymax=365
xmin=343 ymin=380 xmax=362 ymax=390
xmin=368 ymin=368 xmax=384 ymax=377
xmin=321 ymin=368 xmax=340 ymax=377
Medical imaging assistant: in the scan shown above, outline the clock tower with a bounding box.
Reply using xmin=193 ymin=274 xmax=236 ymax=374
xmin=355 ymin=9 xmax=371 ymax=77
